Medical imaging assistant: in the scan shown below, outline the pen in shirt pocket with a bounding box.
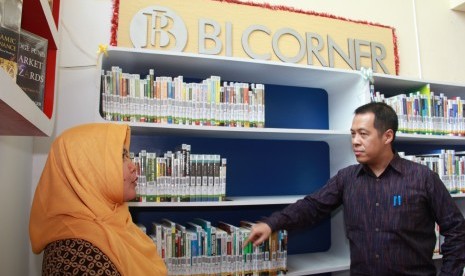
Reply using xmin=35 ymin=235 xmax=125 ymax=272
xmin=393 ymin=195 xmax=402 ymax=206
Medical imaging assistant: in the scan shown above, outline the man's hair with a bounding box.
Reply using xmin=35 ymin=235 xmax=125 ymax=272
xmin=354 ymin=102 xmax=398 ymax=142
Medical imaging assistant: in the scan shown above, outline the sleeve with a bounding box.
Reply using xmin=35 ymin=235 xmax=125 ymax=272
xmin=264 ymin=172 xmax=344 ymax=232
xmin=427 ymin=172 xmax=465 ymax=275
xmin=42 ymin=239 xmax=122 ymax=276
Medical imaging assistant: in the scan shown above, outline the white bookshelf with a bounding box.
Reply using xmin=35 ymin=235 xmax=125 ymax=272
xmin=128 ymin=195 xmax=305 ymax=207
xmin=97 ymin=48 xmax=465 ymax=275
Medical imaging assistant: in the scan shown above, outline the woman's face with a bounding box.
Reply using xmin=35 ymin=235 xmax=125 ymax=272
xmin=122 ymin=148 xmax=138 ymax=202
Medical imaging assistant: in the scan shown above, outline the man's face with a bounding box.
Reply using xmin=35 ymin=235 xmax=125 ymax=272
xmin=350 ymin=112 xmax=386 ymax=165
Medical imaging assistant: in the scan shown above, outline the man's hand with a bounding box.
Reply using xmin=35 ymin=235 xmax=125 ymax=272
xmin=244 ymin=222 xmax=272 ymax=247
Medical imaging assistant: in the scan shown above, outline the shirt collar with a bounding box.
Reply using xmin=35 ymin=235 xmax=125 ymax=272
xmin=355 ymin=151 xmax=404 ymax=177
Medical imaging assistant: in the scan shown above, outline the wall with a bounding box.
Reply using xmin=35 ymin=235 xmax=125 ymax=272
xmin=415 ymin=0 xmax=465 ymax=82
xmin=10 ymin=0 xmax=464 ymax=275
xmin=0 ymin=136 xmax=33 ymax=276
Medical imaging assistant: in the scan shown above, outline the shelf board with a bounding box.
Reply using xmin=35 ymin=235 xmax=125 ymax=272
xmin=99 ymin=120 xmax=465 ymax=145
xmin=285 ymin=249 xmax=445 ymax=275
xmin=397 ymin=133 xmax=465 ymax=145
xmin=127 ymin=195 xmax=304 ymax=207
xmin=286 ymin=252 xmax=350 ymax=275
xmin=373 ymin=73 xmax=465 ymax=97
xmin=117 ymin=121 xmax=349 ymax=141
xmin=127 ymin=193 xmax=464 ymax=208
xmin=0 ymin=70 xmax=53 ymax=136
xmin=102 ymin=47 xmax=362 ymax=96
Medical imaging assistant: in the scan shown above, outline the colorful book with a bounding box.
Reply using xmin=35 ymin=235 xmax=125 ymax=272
xmin=151 ymin=222 xmax=164 ymax=257
xmin=192 ymin=218 xmax=213 ymax=256
xmin=217 ymin=221 xmax=241 ymax=273
xmin=185 ymin=228 xmax=198 ymax=270
xmin=16 ymin=29 xmax=48 ymax=110
xmin=186 ymin=222 xmax=204 ymax=275
xmin=161 ymin=218 xmax=177 ymax=262
xmin=215 ymin=227 xmax=228 ymax=274
xmin=240 ymin=220 xmax=259 ymax=274
xmin=186 ymin=221 xmax=205 ymax=259
xmin=0 ymin=25 xmax=19 ymax=81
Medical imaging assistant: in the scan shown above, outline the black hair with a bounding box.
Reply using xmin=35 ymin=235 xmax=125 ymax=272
xmin=354 ymin=102 xmax=398 ymax=142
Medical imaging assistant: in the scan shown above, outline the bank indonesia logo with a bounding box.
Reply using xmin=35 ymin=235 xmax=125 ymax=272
xmin=130 ymin=6 xmax=187 ymax=51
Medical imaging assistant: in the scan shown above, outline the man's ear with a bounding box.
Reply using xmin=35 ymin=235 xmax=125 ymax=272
xmin=384 ymin=129 xmax=394 ymax=144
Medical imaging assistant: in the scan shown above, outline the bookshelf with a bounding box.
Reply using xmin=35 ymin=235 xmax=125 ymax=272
xmin=97 ymin=47 xmax=465 ymax=275
xmin=0 ymin=0 xmax=60 ymax=136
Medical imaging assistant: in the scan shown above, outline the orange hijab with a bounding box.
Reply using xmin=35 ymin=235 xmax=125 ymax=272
xmin=29 ymin=123 xmax=167 ymax=275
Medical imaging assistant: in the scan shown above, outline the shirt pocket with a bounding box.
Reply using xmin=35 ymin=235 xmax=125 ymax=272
xmin=388 ymin=195 xmax=424 ymax=231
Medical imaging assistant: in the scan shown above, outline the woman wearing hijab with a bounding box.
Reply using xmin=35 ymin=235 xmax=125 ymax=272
xmin=29 ymin=123 xmax=167 ymax=275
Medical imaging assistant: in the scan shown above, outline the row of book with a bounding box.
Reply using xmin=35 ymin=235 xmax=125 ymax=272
xmin=100 ymin=67 xmax=265 ymax=128
xmin=372 ymin=84 xmax=465 ymax=136
xmin=138 ymin=218 xmax=287 ymax=276
xmin=131 ymin=145 xmax=228 ymax=203
xmin=0 ymin=0 xmax=48 ymax=110
xmin=399 ymin=149 xmax=465 ymax=194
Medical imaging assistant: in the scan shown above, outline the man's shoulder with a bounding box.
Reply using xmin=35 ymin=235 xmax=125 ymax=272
xmin=393 ymin=155 xmax=436 ymax=178
xmin=397 ymin=156 xmax=432 ymax=170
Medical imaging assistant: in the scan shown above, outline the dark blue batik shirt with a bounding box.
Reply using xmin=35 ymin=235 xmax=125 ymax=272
xmin=264 ymin=153 xmax=465 ymax=275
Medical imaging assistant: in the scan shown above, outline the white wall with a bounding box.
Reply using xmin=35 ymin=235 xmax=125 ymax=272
xmin=0 ymin=136 xmax=33 ymax=276
xmin=0 ymin=0 xmax=459 ymax=275
xmin=415 ymin=0 xmax=465 ymax=82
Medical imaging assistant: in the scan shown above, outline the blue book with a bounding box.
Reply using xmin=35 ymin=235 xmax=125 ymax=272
xmin=192 ymin=218 xmax=213 ymax=256
xmin=186 ymin=229 xmax=198 ymax=260
xmin=186 ymin=222 xmax=205 ymax=257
